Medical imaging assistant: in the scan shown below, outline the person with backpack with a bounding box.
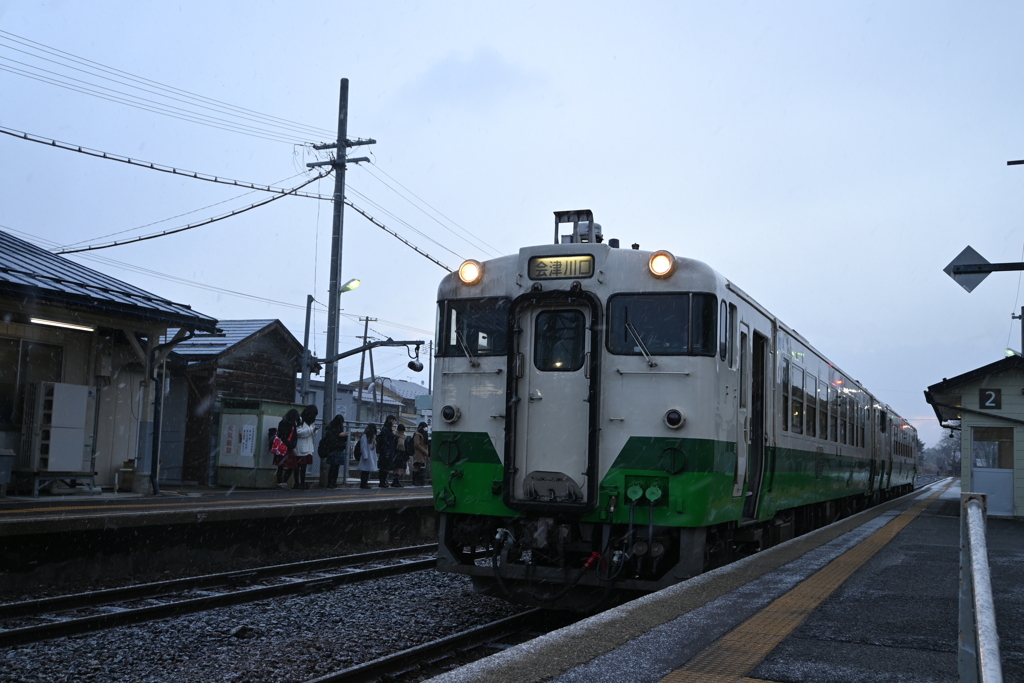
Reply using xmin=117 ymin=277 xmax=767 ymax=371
xmin=357 ymin=423 xmax=378 ymax=490
xmin=412 ymin=422 xmax=430 ymax=486
xmin=274 ymin=409 xmax=300 ymax=489
xmin=391 ymin=424 xmax=409 ymax=488
xmin=318 ymin=414 xmax=349 ymax=488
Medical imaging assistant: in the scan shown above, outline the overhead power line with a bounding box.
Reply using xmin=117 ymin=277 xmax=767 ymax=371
xmin=1 ymin=126 xmax=455 ymax=271
xmin=0 ymin=64 xmax=304 ymax=145
xmin=344 ymin=201 xmax=451 ymax=272
xmin=55 ymin=171 xmax=330 ymax=254
xmin=0 ymin=125 xmax=331 ymax=199
xmin=359 ymin=163 xmax=502 ymax=258
xmin=0 ymin=29 xmax=336 ymax=140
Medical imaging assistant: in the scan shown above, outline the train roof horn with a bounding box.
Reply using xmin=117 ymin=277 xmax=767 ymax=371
xmin=554 ymin=209 xmax=602 ymax=245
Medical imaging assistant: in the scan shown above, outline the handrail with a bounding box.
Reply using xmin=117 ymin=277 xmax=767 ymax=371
xmin=959 ymin=492 xmax=1003 ymax=683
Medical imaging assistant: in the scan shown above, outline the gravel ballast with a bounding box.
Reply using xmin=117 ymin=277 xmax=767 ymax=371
xmin=2 ymin=571 xmax=526 ymax=682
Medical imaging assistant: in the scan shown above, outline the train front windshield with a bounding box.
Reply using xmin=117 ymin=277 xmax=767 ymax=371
xmin=607 ymin=292 xmax=716 ymax=356
xmin=437 ymin=298 xmax=511 ymax=357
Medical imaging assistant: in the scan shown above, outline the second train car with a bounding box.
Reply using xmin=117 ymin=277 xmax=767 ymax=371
xmin=431 ymin=210 xmax=917 ymax=610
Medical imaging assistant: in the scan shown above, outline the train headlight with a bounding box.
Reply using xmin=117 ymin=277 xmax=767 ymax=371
xmin=458 ymin=260 xmax=483 ymax=286
xmin=664 ymin=408 xmax=685 ymax=429
xmin=648 ymin=251 xmax=676 ymax=279
xmin=441 ymin=405 xmax=461 ymax=424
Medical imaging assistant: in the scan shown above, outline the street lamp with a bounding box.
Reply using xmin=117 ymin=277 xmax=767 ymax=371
xmin=300 ymin=279 xmax=361 ymax=404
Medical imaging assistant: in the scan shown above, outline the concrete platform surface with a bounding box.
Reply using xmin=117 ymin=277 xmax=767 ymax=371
xmin=428 ymin=479 xmax=1023 ymax=683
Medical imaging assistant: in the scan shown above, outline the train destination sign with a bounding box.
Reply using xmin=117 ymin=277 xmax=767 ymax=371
xmin=528 ymin=254 xmax=594 ymax=280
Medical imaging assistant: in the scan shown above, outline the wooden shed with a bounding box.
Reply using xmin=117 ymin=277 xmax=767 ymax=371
xmin=166 ymin=320 xmax=311 ymax=486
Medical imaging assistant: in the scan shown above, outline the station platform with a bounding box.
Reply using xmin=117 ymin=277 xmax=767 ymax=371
xmin=432 ymin=478 xmax=1024 ymax=683
xmin=0 ymin=480 xmax=433 ymax=537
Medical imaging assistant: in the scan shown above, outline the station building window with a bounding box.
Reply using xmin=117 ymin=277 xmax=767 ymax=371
xmin=971 ymin=427 xmax=1013 ymax=469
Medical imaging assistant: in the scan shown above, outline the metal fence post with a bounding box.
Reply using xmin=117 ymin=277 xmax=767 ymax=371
xmin=959 ymin=492 xmax=1003 ymax=683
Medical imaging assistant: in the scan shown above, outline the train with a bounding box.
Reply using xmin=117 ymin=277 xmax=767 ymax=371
xmin=430 ymin=210 xmax=917 ymax=610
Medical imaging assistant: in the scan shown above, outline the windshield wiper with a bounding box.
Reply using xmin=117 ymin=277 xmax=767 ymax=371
xmin=455 ymin=330 xmax=480 ymax=367
xmin=625 ymin=323 xmax=657 ymax=367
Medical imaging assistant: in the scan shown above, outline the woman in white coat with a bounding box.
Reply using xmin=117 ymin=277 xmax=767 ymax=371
xmin=357 ymin=423 xmax=378 ymax=490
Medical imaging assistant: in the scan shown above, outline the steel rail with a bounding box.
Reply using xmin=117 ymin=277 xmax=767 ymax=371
xmin=0 ymin=551 xmax=436 ymax=647
xmin=306 ymin=608 xmax=550 ymax=683
xmin=0 ymin=543 xmax=436 ymax=620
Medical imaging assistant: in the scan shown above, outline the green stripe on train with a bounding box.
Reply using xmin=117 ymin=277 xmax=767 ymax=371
xmin=431 ymin=431 xmax=903 ymax=525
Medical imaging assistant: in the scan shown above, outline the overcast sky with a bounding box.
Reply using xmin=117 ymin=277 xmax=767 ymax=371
xmin=2 ymin=1 xmax=1023 ymax=447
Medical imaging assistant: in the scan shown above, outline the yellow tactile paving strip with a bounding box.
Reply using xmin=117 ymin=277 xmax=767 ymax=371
xmin=660 ymin=483 xmax=951 ymax=683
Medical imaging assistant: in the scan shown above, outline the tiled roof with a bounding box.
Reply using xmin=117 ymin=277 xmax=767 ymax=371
xmin=167 ymin=320 xmax=281 ymax=358
xmin=0 ymin=229 xmax=218 ymax=331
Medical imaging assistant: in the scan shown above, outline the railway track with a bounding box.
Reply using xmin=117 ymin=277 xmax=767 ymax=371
xmin=0 ymin=543 xmax=438 ymax=647
xmin=308 ymin=607 xmax=579 ymax=683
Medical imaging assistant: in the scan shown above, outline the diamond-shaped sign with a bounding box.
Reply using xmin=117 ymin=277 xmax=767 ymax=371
xmin=944 ymin=246 xmax=990 ymax=293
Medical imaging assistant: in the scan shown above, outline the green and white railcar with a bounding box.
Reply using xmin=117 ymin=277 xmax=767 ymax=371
xmin=432 ymin=211 xmax=917 ymax=609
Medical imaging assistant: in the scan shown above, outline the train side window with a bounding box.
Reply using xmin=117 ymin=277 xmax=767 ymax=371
xmin=791 ymin=365 xmax=804 ymax=434
xmin=839 ymin=393 xmax=848 ymax=445
xmin=533 ymin=310 xmax=587 ymax=372
xmin=781 ymin=359 xmax=789 ymax=431
xmin=818 ymin=380 xmax=828 ymax=439
xmin=739 ymin=331 xmax=748 ymax=409
xmin=859 ymin=400 xmax=866 ymax=447
xmin=719 ymin=301 xmax=728 ymax=361
xmin=829 ymin=385 xmax=838 ymax=441
xmin=728 ymin=304 xmax=737 ymax=367
xmin=805 ymin=374 xmax=816 ymax=438
xmin=691 ymin=294 xmax=716 ymax=355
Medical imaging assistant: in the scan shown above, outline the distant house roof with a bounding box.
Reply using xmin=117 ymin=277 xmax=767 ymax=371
xmin=356 ymin=376 xmax=430 ymax=400
xmin=167 ymin=319 xmax=310 ymax=366
xmin=0 ymin=228 xmax=218 ymax=332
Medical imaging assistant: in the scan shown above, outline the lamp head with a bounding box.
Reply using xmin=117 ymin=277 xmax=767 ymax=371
xmin=408 ymin=359 xmax=424 ymax=372
xmin=340 ymin=278 xmax=361 ymax=293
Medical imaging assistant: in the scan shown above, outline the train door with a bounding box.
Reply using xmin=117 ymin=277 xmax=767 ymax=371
xmin=505 ymin=292 xmax=600 ymax=512
xmin=743 ymin=332 xmax=769 ymax=520
xmin=733 ymin=324 xmax=750 ymax=497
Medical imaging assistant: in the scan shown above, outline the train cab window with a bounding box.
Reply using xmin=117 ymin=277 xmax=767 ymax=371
xmin=437 ymin=297 xmax=511 ymax=357
xmin=533 ymin=310 xmax=587 ymax=372
xmin=818 ymin=380 xmax=828 ymax=439
xmin=607 ymin=292 xmax=716 ymax=356
xmin=805 ymin=374 xmax=817 ymax=438
xmin=791 ymin=365 xmax=804 ymax=434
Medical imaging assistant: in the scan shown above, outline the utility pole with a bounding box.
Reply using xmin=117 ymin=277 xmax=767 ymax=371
xmin=356 ymin=316 xmax=375 ymax=422
xmin=307 ymin=78 xmax=374 ymax=426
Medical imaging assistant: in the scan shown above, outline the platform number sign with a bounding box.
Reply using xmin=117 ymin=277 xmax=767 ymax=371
xmin=979 ymin=388 xmax=1001 ymax=410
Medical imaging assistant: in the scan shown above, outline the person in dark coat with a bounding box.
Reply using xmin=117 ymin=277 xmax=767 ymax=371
xmin=376 ymin=415 xmax=397 ymax=488
xmin=391 ymin=423 xmax=408 ymax=488
xmin=276 ymin=409 xmax=300 ymax=489
xmin=319 ymin=415 xmax=349 ymax=488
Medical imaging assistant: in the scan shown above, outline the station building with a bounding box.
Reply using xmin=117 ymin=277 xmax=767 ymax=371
xmin=925 ymin=355 xmax=1024 ymax=517
xmin=0 ymin=229 xmax=218 ymax=493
